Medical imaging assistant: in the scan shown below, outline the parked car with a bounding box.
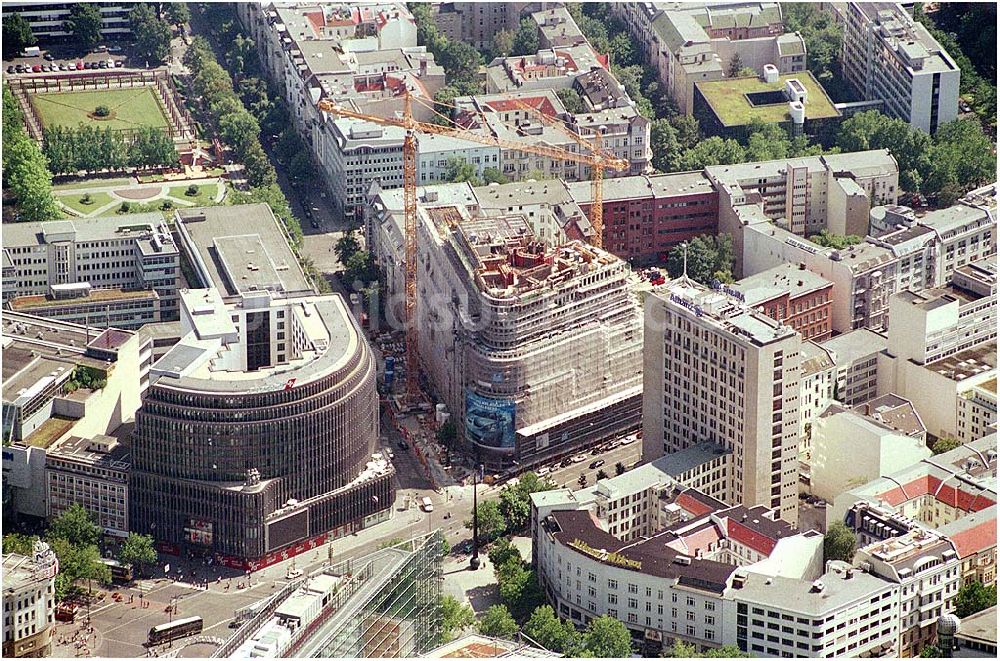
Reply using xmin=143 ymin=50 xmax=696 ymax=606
xmin=43 ymin=52 xmax=54 ymax=61
xmin=589 ymin=459 xmax=605 ymax=470
xmin=106 ymin=59 xmax=114 ymax=68
xmin=571 ymin=454 xmax=587 ymax=464
xmin=537 ymin=466 xmax=551 ymax=476
xmin=32 ymin=64 xmax=41 ymax=73
xmin=560 ymin=458 xmax=573 ymax=468
xmin=303 ymin=208 xmax=313 ymax=219
xmin=108 ymin=45 xmax=123 ymax=53
xmin=75 ymin=61 xmax=84 ymax=70
xmin=6 ymin=66 xmax=14 ymax=74
xmin=620 ymin=436 xmax=636 ymax=446
xmin=397 ymin=440 xmax=409 ymax=450
xmin=114 ymin=60 xmax=124 ymax=68
xmin=310 ymin=221 xmax=319 ymax=229
xmin=590 ymin=446 xmax=603 ymax=456
xmin=98 ymin=61 xmax=108 ymax=69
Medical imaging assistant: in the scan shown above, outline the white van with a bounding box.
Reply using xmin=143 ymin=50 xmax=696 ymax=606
xmin=421 ymin=496 xmax=434 ymax=512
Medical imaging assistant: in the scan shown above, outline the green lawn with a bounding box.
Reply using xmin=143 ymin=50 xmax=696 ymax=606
xmin=31 ymin=87 xmax=169 ymax=131
xmin=58 ymin=191 xmax=115 ymax=214
xmin=166 ymin=183 xmax=220 ymax=206
xmin=52 ymin=177 xmax=134 ymax=191
xmin=696 ymin=71 xmax=840 ymax=127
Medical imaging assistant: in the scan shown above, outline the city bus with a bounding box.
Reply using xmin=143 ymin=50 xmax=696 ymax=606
xmin=101 ymin=558 xmax=133 ymax=583
xmin=147 ymin=616 xmax=203 ymax=646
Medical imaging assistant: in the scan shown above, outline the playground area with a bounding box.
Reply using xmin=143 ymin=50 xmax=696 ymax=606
xmin=31 ymin=87 xmax=169 ymax=131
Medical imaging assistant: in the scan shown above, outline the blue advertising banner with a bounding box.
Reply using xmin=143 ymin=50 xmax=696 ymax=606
xmin=465 ymin=390 xmax=516 ymax=449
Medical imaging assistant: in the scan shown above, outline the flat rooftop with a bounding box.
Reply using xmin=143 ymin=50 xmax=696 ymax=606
xmin=695 ymin=72 xmax=840 ymax=127
xmin=49 ymin=427 xmax=132 ymax=471
xmin=9 ymin=288 xmax=158 ymax=311
xmin=729 ymin=567 xmax=894 ymax=614
xmin=175 ymin=205 xmax=312 ymax=297
xmin=732 ymin=263 xmax=832 ymax=305
xmin=926 ymin=345 xmax=997 ymax=383
xmin=1 ymin=213 xmax=170 ymax=248
xmin=820 ymin=328 xmax=887 ymax=364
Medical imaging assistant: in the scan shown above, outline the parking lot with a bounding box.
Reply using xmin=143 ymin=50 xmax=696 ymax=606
xmin=4 ymin=47 xmax=128 ymax=76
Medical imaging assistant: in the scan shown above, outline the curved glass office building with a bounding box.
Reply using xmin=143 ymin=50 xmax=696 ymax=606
xmin=130 ymin=288 xmax=393 ymax=564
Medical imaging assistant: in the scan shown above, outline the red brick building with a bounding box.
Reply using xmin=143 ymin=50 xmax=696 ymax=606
xmin=567 ymin=172 xmax=719 ymax=266
xmin=729 ymin=263 xmax=835 ymax=341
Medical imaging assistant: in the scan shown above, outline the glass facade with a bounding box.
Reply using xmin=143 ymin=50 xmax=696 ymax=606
xmin=309 ymin=533 xmax=445 ymax=658
xmin=130 ymin=315 xmax=393 ymax=560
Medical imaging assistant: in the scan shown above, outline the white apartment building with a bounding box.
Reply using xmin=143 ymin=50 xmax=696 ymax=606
xmin=855 ymin=529 xmax=963 ymax=656
xmin=1 ymin=2 xmax=133 ymax=42
xmin=743 ymin=222 xmax=900 ymax=332
xmin=1 ymin=313 xmax=151 ymax=522
xmin=839 ymin=1 xmax=960 ymax=133
xmin=871 ymin=185 xmax=998 ymax=291
xmin=611 ymin=2 xmax=805 ymax=115
xmin=728 ymin=564 xmax=901 ymax=658
xmin=798 ymin=342 xmax=836 ymax=457
xmin=957 ymin=379 xmax=997 ymax=444
xmin=414 ymin=205 xmax=644 ymax=470
xmin=485 ymin=43 xmax=607 ymax=94
xmin=819 ymin=329 xmax=887 ymax=405
xmin=531 ymin=481 xmax=808 ymax=654
xmin=709 ymin=149 xmax=899 ymax=272
xmin=875 ymin=265 xmax=997 ymax=439
xmin=810 ymin=404 xmax=932 ymax=502
xmin=46 ymin=432 xmax=130 ymax=539
xmin=430 ymin=2 xmax=549 ymax=50
xmin=417 ymin=134 xmax=501 ymax=185
xmin=1 ymin=214 xmax=180 ymax=320
xmin=318 ymin=118 xmax=406 ymax=221
xmin=454 ymin=88 xmax=652 ymax=180
xmin=882 ymin=277 xmax=997 ymax=368
xmin=643 ymin=278 xmax=801 ymax=526
xmin=2 ymin=541 xmax=57 ymax=658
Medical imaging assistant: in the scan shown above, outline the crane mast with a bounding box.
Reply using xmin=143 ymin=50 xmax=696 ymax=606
xmin=317 ymin=94 xmax=627 ymax=404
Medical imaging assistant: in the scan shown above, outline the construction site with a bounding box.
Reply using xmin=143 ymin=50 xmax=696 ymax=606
xmin=413 ymin=203 xmax=644 ymax=471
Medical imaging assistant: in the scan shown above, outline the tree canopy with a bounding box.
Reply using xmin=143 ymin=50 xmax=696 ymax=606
xmin=584 ymin=616 xmax=632 ymax=658
xmin=465 ymin=499 xmax=507 ymax=544
xmin=3 ymin=85 xmax=59 ymax=222
xmin=511 ymin=18 xmax=540 ymax=56
xmin=64 ymin=4 xmax=103 ymax=51
xmin=665 ymin=234 xmax=735 ymax=285
xmin=954 ymin=581 xmax=997 ymax=618
xmin=523 ymin=605 xmax=586 ymax=654
xmin=479 ymin=604 xmax=520 ymax=639
xmin=836 ymin=111 xmax=995 ymax=203
xmin=809 ymin=230 xmax=863 ymax=250
xmin=130 ymin=4 xmax=172 ymax=63
xmin=498 ymin=472 xmax=556 ymax=533
xmin=117 ymin=533 xmax=157 ymax=577
xmin=823 ymin=521 xmax=857 ymax=563
xmin=932 ymin=436 xmax=963 ymax=455
xmin=48 ymin=503 xmax=102 ymax=548
xmin=2 ymin=13 xmax=36 ymax=59
xmin=440 ymin=595 xmax=476 ymax=643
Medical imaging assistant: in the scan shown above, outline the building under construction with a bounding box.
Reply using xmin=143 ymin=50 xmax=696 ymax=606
xmin=414 ymin=203 xmax=643 ymax=470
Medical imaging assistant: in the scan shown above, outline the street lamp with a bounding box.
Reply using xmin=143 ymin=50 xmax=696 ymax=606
xmin=469 ymin=463 xmax=483 ymax=570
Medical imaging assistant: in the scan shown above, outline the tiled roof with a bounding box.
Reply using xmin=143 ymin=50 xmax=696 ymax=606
xmin=944 ymin=515 xmax=996 ymax=559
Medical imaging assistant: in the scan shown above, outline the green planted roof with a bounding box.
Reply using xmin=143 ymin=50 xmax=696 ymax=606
xmin=695 ymin=71 xmax=840 ymax=127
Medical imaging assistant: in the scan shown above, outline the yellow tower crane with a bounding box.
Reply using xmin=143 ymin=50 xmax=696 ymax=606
xmin=317 ymin=94 xmax=627 ymax=403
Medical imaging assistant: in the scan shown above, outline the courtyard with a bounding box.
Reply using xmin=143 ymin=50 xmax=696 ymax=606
xmin=31 ymin=87 xmax=169 ymax=131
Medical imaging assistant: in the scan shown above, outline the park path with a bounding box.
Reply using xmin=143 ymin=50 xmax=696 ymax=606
xmin=56 ymin=176 xmax=227 ymax=218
